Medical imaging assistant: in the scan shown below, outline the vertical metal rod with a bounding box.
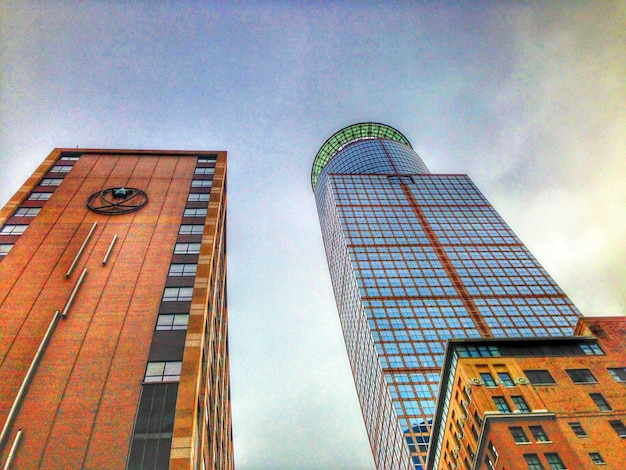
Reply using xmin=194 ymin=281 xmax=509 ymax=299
xmin=2 ymin=429 xmax=23 ymax=470
xmin=102 ymin=234 xmax=118 ymax=265
xmin=61 ymin=268 xmax=87 ymax=318
xmin=65 ymin=221 xmax=97 ymax=278
xmin=0 ymin=311 xmax=60 ymax=452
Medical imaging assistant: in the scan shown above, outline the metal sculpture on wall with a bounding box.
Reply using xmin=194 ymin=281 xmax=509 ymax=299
xmin=87 ymin=187 xmax=148 ymax=215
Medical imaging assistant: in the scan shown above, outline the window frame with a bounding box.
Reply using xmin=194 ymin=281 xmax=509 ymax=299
xmin=512 ymin=395 xmax=531 ymax=413
xmin=608 ymin=367 xmax=626 ymax=383
xmin=0 ymin=225 xmax=27 ymax=235
xmin=589 ymin=452 xmax=605 ymax=464
xmin=162 ymin=287 xmax=193 ymax=302
xmin=569 ymin=422 xmax=587 ymax=437
xmin=544 ymin=453 xmax=566 ymax=469
xmin=566 ymin=368 xmax=598 ymax=384
xmin=609 ymin=419 xmax=626 ymax=437
xmin=174 ymin=243 xmax=201 ymax=255
xmin=524 ymin=454 xmax=545 ymax=470
xmin=492 ymin=396 xmax=511 ymax=413
xmin=524 ymin=369 xmax=556 ymax=385
xmin=144 ymin=361 xmax=182 ymax=383
xmin=529 ymin=426 xmax=550 ymax=443
xmin=590 ymin=393 xmax=612 ymax=412
xmin=510 ymin=426 xmax=530 ymax=444
xmin=168 ymin=263 xmax=198 ymax=277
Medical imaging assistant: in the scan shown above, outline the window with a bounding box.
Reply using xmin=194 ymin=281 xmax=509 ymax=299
xmin=529 ymin=426 xmax=549 ymax=442
xmin=498 ymin=372 xmax=515 ymax=387
xmin=187 ymin=193 xmax=210 ymax=202
xmin=174 ymin=243 xmax=200 ymax=255
xmin=524 ymin=370 xmax=556 ymax=385
xmin=474 ymin=410 xmax=483 ymax=427
xmin=510 ymin=426 xmax=530 ymax=443
xmin=197 ymin=156 xmax=217 ymax=163
xmin=545 ymin=453 xmax=565 ymax=469
xmin=191 ymin=180 xmax=212 ymax=187
xmin=589 ymin=452 xmax=605 ymax=464
xmin=40 ymin=178 xmax=63 ymax=186
xmin=569 ymin=422 xmax=587 ymax=437
xmin=50 ymin=165 xmax=72 ymax=173
xmin=608 ymin=367 xmax=626 ymax=382
xmin=144 ymin=361 xmax=182 ymax=382
xmin=512 ymin=395 xmax=531 ymax=413
xmin=484 ymin=456 xmax=495 ymax=470
xmin=566 ymin=369 xmax=597 ymax=384
xmin=492 ymin=396 xmax=511 ymax=413
xmin=0 ymin=244 xmax=13 ymax=256
xmin=28 ymin=192 xmax=52 ymax=201
xmin=488 ymin=441 xmax=498 ymax=461
xmin=0 ymin=225 xmax=27 ymax=235
xmin=609 ymin=420 xmax=626 ymax=437
xmin=580 ymin=343 xmax=604 ymax=355
xmin=162 ymin=287 xmax=193 ymax=302
xmin=194 ymin=167 xmax=214 ymax=174
xmin=480 ymin=372 xmax=497 ymax=387
xmin=156 ymin=314 xmax=189 ymax=331
xmin=179 ymin=224 xmax=204 ymax=235
xmin=14 ymin=207 xmax=40 ymax=217
xmin=590 ymin=393 xmax=612 ymax=411
xmin=524 ymin=454 xmax=544 ymax=470
xmin=168 ymin=264 xmax=197 ymax=277
xmin=183 ymin=208 xmax=207 ymax=217
xmin=60 ymin=155 xmax=80 ymax=161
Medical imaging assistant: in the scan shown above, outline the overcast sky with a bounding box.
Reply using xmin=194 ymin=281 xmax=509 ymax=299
xmin=1 ymin=2 xmax=624 ymax=469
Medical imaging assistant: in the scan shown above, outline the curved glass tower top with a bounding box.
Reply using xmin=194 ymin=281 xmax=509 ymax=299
xmin=311 ymin=122 xmax=413 ymax=190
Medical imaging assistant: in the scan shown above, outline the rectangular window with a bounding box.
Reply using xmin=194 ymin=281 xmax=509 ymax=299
xmin=183 ymin=208 xmax=208 ymax=217
xmin=144 ymin=361 xmax=182 ymax=383
xmin=194 ymin=167 xmax=215 ymax=175
xmin=590 ymin=393 xmax=612 ymax=411
xmin=566 ymin=369 xmax=597 ymax=384
xmin=498 ymin=372 xmax=515 ymax=387
xmin=162 ymin=287 xmax=193 ymax=302
xmin=484 ymin=456 xmax=495 ymax=470
xmin=179 ymin=225 xmax=204 ymax=235
xmin=492 ymin=396 xmax=511 ymax=413
xmin=580 ymin=343 xmax=604 ymax=355
xmin=589 ymin=452 xmax=605 ymax=464
xmin=174 ymin=243 xmax=201 ymax=255
xmin=156 ymin=314 xmax=189 ymax=331
xmin=14 ymin=207 xmax=40 ymax=217
xmin=197 ymin=156 xmax=217 ymax=163
xmin=529 ymin=426 xmax=549 ymax=442
xmin=28 ymin=192 xmax=53 ymax=201
xmin=524 ymin=454 xmax=545 ymax=470
xmin=168 ymin=264 xmax=197 ymax=277
xmin=524 ymin=370 xmax=556 ymax=385
xmin=0 ymin=225 xmax=27 ymax=235
xmin=480 ymin=372 xmax=497 ymax=387
xmin=191 ymin=180 xmax=212 ymax=187
xmin=608 ymin=367 xmax=626 ymax=382
xmin=0 ymin=244 xmax=13 ymax=255
xmin=610 ymin=420 xmax=626 ymax=437
xmin=510 ymin=426 xmax=530 ymax=443
xmin=41 ymin=178 xmax=63 ymax=186
xmin=187 ymin=193 xmax=210 ymax=202
xmin=512 ymin=395 xmax=531 ymax=413
xmin=60 ymin=155 xmax=80 ymax=161
xmin=569 ymin=422 xmax=587 ymax=437
xmin=50 ymin=165 xmax=72 ymax=173
xmin=545 ymin=453 xmax=566 ymax=469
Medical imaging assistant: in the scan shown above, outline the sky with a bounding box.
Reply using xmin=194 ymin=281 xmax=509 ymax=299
xmin=1 ymin=1 xmax=625 ymax=468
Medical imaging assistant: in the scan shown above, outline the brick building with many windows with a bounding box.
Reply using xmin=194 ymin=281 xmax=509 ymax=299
xmin=426 ymin=316 xmax=626 ymax=469
xmin=0 ymin=149 xmax=231 ymax=469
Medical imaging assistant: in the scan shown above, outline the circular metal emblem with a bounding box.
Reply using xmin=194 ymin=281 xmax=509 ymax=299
xmin=87 ymin=187 xmax=148 ymax=215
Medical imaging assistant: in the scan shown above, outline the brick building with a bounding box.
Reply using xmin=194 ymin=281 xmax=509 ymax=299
xmin=0 ymin=149 xmax=231 ymax=469
xmin=426 ymin=317 xmax=626 ymax=469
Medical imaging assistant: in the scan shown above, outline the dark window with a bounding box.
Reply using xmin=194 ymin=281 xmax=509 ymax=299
xmin=464 ymin=457 xmax=471 ymax=470
xmin=474 ymin=410 xmax=483 ymax=427
xmin=466 ymin=443 xmax=475 ymax=459
xmin=569 ymin=422 xmax=587 ymax=437
xmin=493 ymin=396 xmax=511 ymax=413
xmin=529 ymin=426 xmax=549 ymax=442
xmin=524 ymin=370 xmax=556 ymax=385
xmin=512 ymin=395 xmax=531 ymax=413
xmin=127 ymin=383 xmax=178 ymax=470
xmin=610 ymin=420 xmax=626 ymax=437
xmin=510 ymin=426 xmax=530 ymax=443
xmin=480 ymin=372 xmax=496 ymax=387
xmin=471 ymin=423 xmax=479 ymax=440
xmin=498 ymin=372 xmax=515 ymax=387
xmin=590 ymin=393 xmax=612 ymax=411
xmin=484 ymin=456 xmax=495 ymax=470
xmin=566 ymin=369 xmax=597 ymax=384
xmin=545 ymin=453 xmax=566 ymax=469
xmin=589 ymin=452 xmax=605 ymax=464
xmin=524 ymin=454 xmax=544 ymax=470
xmin=608 ymin=367 xmax=626 ymax=382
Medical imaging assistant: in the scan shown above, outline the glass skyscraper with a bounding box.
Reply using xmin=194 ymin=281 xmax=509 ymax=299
xmin=311 ymin=123 xmax=581 ymax=469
